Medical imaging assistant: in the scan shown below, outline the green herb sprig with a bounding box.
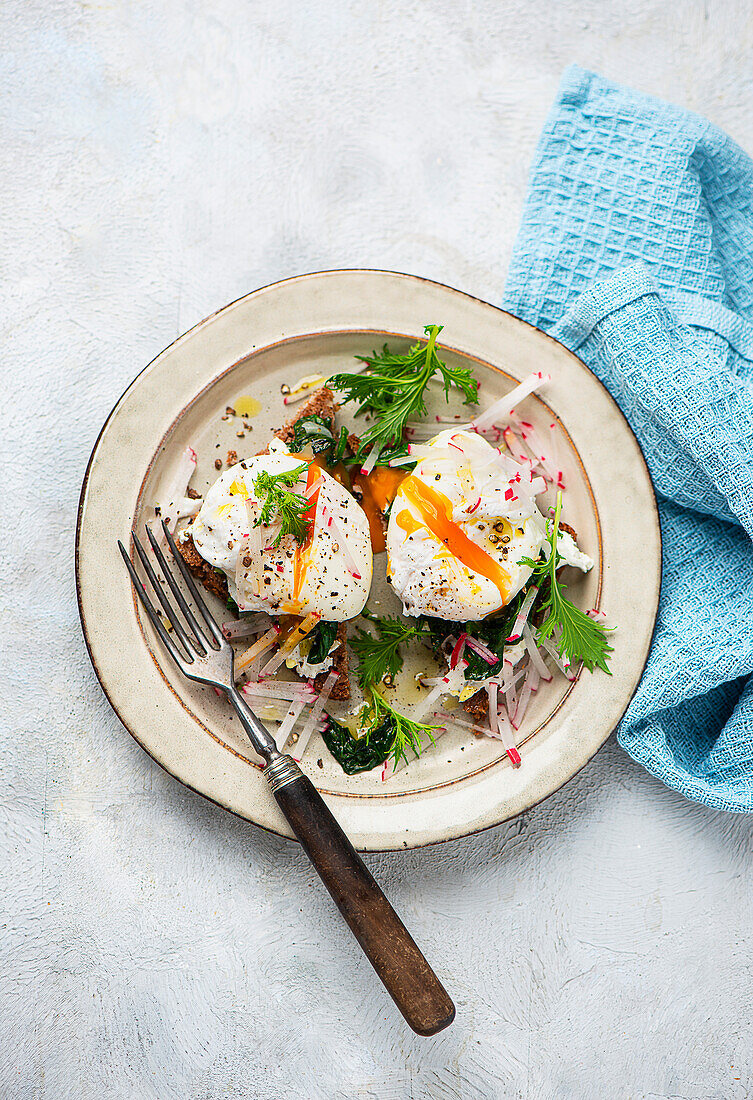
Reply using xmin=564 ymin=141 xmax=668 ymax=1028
xmin=346 ymin=614 xmax=438 ymax=770
xmin=328 ymin=324 xmax=478 ymax=459
xmin=366 ymin=690 xmax=438 ymax=768
xmin=252 ymin=463 xmax=311 ymax=547
xmin=522 ymin=492 xmax=613 ymax=674
xmin=352 ymin=613 xmax=431 ymax=692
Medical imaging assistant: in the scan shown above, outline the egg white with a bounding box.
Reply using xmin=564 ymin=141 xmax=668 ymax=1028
xmin=386 ymin=430 xmax=547 ymax=621
xmin=189 ymin=445 xmax=373 ymax=622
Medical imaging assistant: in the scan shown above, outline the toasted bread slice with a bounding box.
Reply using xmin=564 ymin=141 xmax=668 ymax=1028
xmin=463 ymin=688 xmax=489 ymax=725
xmin=262 ymin=386 xmax=338 ymax=450
xmin=261 ymin=385 xmax=362 ymax=459
xmin=178 ymin=530 xmax=229 ymax=602
xmin=313 ymin=623 xmax=351 ymax=700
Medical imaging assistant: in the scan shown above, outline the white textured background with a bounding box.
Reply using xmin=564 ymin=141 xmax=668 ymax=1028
xmin=3 ymin=2 xmax=753 ymax=1097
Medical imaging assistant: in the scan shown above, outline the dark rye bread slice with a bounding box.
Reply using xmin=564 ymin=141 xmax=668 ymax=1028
xmin=178 ymin=531 xmax=229 ymax=602
xmin=176 ymin=387 xmax=353 ymax=698
xmin=263 ymin=385 xmax=337 ymax=449
xmin=314 ymin=623 xmax=350 ymax=701
xmin=463 ymin=689 xmax=489 ymax=725
xmin=461 ymin=521 xmax=581 ymax=727
xmin=260 ymin=385 xmax=362 ymax=458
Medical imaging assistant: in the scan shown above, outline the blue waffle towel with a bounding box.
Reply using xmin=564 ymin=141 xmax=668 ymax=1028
xmin=504 ymin=66 xmax=753 ymax=811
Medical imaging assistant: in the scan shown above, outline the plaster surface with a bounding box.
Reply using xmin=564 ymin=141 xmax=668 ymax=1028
xmin=2 ymin=2 xmax=752 ymax=1096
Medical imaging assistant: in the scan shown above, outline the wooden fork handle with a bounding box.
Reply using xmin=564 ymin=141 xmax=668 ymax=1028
xmin=267 ymin=763 xmax=455 ymax=1035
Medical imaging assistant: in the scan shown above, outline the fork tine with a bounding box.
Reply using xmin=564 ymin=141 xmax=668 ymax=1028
xmin=161 ymin=521 xmax=225 ymax=647
xmin=132 ymin=532 xmax=199 ymax=660
xmin=144 ymin=525 xmax=209 ymax=654
xmin=118 ymin=541 xmax=188 ymax=669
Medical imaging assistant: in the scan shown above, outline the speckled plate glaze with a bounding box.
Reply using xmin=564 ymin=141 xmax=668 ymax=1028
xmin=76 ymin=270 xmax=660 ymax=851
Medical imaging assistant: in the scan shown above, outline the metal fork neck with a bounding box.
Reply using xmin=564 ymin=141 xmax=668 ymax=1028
xmin=226 ymin=684 xmax=281 ymax=764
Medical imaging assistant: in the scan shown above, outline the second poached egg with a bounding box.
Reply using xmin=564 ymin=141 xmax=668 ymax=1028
xmin=386 ymin=430 xmax=547 ymax=621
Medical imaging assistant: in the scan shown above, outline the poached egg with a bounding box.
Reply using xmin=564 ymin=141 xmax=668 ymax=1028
xmin=189 ymin=443 xmax=372 ymax=622
xmin=386 ymin=430 xmax=548 ymax=621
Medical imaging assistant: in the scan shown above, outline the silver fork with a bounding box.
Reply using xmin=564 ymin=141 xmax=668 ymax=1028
xmin=119 ymin=521 xmax=454 ymax=1036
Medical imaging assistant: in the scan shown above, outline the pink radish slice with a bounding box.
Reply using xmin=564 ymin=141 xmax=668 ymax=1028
xmin=465 ymin=635 xmax=498 ymax=665
xmin=241 ymin=681 xmax=314 ymax=700
xmin=493 ymin=667 xmax=527 ymax=695
xmin=469 ymin=372 xmax=550 ymax=432
xmin=222 ymin=614 xmax=274 ymax=640
xmin=359 ymin=446 xmax=382 ymax=477
xmin=518 ymin=421 xmax=561 ymax=486
xmin=496 ymin=705 xmax=522 ymax=767
xmin=380 ymin=756 xmax=396 ymax=782
xmin=433 ymin=711 xmax=493 ymax=738
xmin=547 ymin=421 xmax=565 ymax=489
xmin=486 ymin=683 xmax=522 ymax=765
xmin=512 ymin=668 xmax=536 ymax=729
xmin=536 ymin=633 xmax=577 ymax=680
xmin=275 ymin=695 xmax=308 ymax=750
xmin=292 ymin=671 xmax=338 ymax=761
xmin=487 ymin=682 xmax=499 ymax=737
xmin=450 ymin=635 xmax=467 ymax=670
xmin=154 ymin=445 xmax=200 ymax=532
xmin=522 ymin=623 xmax=553 ymax=680
xmin=413 ymin=678 xmax=453 ymax=722
xmin=504 ymin=678 xmax=518 ymax=723
xmin=507 ymin=586 xmax=539 ymax=643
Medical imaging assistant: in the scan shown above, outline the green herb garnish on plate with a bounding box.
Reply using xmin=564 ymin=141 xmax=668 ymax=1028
xmin=323 ymin=691 xmax=438 ymax=774
xmin=328 ymin=323 xmax=478 ymax=460
xmin=522 ymin=491 xmax=613 ymax=673
xmin=324 ymin=614 xmax=438 ymax=773
xmin=252 ymin=463 xmax=311 ymax=547
xmin=351 ymin=613 xmax=431 ymax=691
xmin=290 ymin=415 xmax=349 ymax=466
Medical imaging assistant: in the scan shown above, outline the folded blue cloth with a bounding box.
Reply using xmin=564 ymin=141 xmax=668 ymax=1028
xmin=504 ymin=66 xmax=753 ymax=811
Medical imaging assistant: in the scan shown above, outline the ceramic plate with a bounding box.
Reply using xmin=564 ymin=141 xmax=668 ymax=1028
xmin=76 ymin=270 xmax=660 ymax=851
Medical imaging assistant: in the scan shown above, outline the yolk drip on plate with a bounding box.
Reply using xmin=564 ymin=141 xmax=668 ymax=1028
xmin=352 ymin=466 xmax=408 ymax=553
xmin=396 ymin=475 xmax=511 ymax=602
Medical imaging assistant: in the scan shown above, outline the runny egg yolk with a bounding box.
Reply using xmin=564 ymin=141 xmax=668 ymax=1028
xmin=396 ymin=476 xmax=512 ymax=603
xmin=286 ymin=462 xmax=324 ymax=612
xmin=351 ymin=466 xmax=408 ymax=553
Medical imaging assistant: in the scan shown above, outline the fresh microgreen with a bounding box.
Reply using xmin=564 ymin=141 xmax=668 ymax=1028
xmin=291 ymin=415 xmax=335 ymax=454
xmin=373 ymin=439 xmax=416 ymax=471
xmin=351 ymin=614 xmax=431 ymax=691
xmin=521 ymin=491 xmax=613 ymax=674
xmin=252 ymin=463 xmax=311 ymax=547
xmin=333 ymin=425 xmax=349 ymax=464
xmin=328 ymin=324 xmax=478 ymax=459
